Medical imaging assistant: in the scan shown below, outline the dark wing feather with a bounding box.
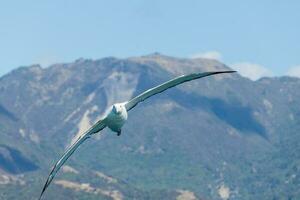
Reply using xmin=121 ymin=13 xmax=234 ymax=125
xmin=125 ymin=71 xmax=236 ymax=111
xmin=39 ymin=120 xmax=106 ymax=200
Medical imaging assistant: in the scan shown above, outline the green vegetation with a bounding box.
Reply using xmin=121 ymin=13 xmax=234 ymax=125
xmin=0 ymin=54 xmax=299 ymax=199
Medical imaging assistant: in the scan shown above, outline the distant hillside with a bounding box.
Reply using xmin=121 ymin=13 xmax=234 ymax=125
xmin=0 ymin=54 xmax=299 ymax=200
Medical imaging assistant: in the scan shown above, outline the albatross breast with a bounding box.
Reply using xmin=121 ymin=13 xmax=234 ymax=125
xmin=105 ymin=103 xmax=128 ymax=133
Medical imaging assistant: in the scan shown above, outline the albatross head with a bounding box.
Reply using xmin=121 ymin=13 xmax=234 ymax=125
xmin=112 ymin=104 xmax=122 ymax=114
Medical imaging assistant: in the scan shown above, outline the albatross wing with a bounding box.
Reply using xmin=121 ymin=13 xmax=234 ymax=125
xmin=125 ymin=71 xmax=236 ymax=111
xmin=39 ymin=120 xmax=106 ymax=200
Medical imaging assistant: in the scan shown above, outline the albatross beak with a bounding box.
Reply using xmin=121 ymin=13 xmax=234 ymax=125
xmin=112 ymin=105 xmax=121 ymax=114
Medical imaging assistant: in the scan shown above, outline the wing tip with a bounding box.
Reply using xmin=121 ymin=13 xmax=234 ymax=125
xmin=207 ymin=70 xmax=237 ymax=76
xmin=38 ymin=191 xmax=44 ymax=200
xmin=215 ymin=70 xmax=237 ymax=74
xmin=38 ymin=181 xmax=48 ymax=200
xmin=201 ymin=70 xmax=236 ymax=76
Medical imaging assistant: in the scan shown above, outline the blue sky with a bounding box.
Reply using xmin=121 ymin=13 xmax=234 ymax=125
xmin=0 ymin=0 xmax=300 ymax=79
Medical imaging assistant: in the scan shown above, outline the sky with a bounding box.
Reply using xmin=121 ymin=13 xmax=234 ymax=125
xmin=0 ymin=0 xmax=300 ymax=80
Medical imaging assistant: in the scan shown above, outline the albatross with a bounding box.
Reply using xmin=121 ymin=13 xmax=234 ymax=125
xmin=39 ymin=70 xmax=236 ymax=199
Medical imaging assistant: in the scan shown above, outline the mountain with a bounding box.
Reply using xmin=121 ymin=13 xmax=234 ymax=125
xmin=0 ymin=54 xmax=299 ymax=200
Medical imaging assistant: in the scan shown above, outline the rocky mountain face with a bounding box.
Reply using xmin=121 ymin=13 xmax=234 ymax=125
xmin=0 ymin=54 xmax=299 ymax=200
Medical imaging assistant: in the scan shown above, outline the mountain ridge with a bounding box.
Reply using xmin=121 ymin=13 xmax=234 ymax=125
xmin=0 ymin=54 xmax=298 ymax=199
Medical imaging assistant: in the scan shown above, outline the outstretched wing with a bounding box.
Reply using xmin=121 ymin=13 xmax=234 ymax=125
xmin=125 ymin=71 xmax=236 ymax=111
xmin=39 ymin=119 xmax=107 ymax=200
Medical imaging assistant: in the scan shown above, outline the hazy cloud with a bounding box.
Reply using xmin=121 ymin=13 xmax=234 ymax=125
xmin=191 ymin=51 xmax=274 ymax=80
xmin=231 ymin=62 xmax=273 ymax=81
xmin=190 ymin=51 xmax=222 ymax=61
xmin=286 ymin=66 xmax=300 ymax=78
xmin=34 ymin=55 xmax=61 ymax=68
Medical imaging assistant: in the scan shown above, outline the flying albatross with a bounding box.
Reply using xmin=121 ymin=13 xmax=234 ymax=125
xmin=39 ymin=70 xmax=236 ymax=199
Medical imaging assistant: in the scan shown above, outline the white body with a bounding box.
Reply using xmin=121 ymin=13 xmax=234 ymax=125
xmin=104 ymin=103 xmax=128 ymax=133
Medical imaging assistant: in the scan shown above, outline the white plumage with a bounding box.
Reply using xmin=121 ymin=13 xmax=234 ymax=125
xmin=105 ymin=103 xmax=128 ymax=134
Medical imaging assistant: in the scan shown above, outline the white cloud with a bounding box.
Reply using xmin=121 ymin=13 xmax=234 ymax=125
xmin=231 ymin=62 xmax=273 ymax=81
xmin=190 ymin=51 xmax=275 ymax=80
xmin=286 ymin=66 xmax=300 ymax=78
xmin=34 ymin=54 xmax=61 ymax=67
xmin=190 ymin=51 xmax=222 ymax=61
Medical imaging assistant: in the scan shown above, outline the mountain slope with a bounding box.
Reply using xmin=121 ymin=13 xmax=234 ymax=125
xmin=0 ymin=54 xmax=299 ymax=199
